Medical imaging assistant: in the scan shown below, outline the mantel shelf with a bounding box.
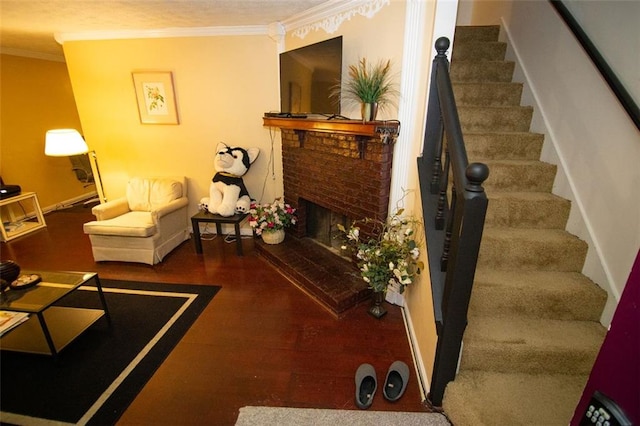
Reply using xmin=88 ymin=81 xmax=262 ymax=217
xmin=263 ymin=117 xmax=400 ymax=138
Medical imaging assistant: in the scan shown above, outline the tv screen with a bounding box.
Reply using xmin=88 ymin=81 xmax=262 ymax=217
xmin=279 ymin=36 xmax=342 ymax=116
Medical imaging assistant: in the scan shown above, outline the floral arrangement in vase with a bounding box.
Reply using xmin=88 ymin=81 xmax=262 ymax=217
xmin=249 ymin=198 xmax=297 ymax=236
xmin=337 ymin=208 xmax=423 ymax=295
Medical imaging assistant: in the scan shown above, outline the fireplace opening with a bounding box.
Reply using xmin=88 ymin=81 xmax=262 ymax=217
xmin=305 ymin=201 xmax=349 ymax=253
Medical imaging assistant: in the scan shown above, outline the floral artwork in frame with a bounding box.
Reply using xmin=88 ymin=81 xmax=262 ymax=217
xmin=132 ymin=72 xmax=179 ymax=124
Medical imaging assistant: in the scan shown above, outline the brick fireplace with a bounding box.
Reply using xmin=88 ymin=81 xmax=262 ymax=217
xmin=257 ymin=117 xmax=399 ymax=316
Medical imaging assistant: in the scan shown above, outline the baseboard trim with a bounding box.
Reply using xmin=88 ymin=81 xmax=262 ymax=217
xmin=402 ymin=302 xmax=430 ymax=404
xmin=42 ymin=191 xmax=98 ymax=214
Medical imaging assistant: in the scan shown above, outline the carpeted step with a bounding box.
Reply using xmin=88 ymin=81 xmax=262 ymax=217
xmin=460 ymin=315 xmax=605 ymax=374
xmin=470 ymin=270 xmax=607 ymax=321
xmin=465 ymin=132 xmax=543 ymax=161
xmin=450 ymin=60 xmax=515 ymax=82
xmin=453 ymin=82 xmax=523 ymax=107
xmin=442 ymin=370 xmax=589 ymax=426
xmin=451 ymin=41 xmax=507 ymax=61
xmin=453 ymin=25 xmax=500 ymax=43
xmin=484 ymin=192 xmax=570 ymax=229
xmin=481 ymin=160 xmax=556 ymax=193
xmin=478 ymin=228 xmax=588 ymax=271
xmin=459 ymin=106 xmax=533 ymax=132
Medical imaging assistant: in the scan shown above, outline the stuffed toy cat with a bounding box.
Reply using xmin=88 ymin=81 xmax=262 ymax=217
xmin=200 ymin=143 xmax=259 ymax=217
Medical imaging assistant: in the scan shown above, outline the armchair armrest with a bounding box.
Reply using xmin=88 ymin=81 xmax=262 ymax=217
xmin=91 ymin=198 xmax=131 ymax=221
xmin=151 ymin=197 xmax=189 ymax=221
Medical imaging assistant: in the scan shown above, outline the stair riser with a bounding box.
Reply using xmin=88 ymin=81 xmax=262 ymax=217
xmin=469 ymin=287 xmax=605 ymax=321
xmin=459 ymin=107 xmax=533 ymax=132
xmin=450 ymin=61 xmax=515 ymax=82
xmin=482 ymin=162 xmax=556 ymax=193
xmin=465 ymin=133 xmax=543 ymax=161
xmin=478 ymin=233 xmax=587 ymax=272
xmin=454 ymin=83 xmax=523 ymax=107
xmin=454 ymin=26 xmax=500 ymax=43
xmin=485 ymin=196 xmax=569 ymax=229
xmin=443 ymin=370 xmax=591 ymax=426
xmin=460 ymin=346 xmax=598 ymax=375
xmin=452 ymin=42 xmax=507 ymax=61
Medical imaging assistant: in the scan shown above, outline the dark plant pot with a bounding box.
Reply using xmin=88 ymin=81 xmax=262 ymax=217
xmin=368 ymin=291 xmax=387 ymax=319
xmin=0 ymin=260 xmax=21 ymax=284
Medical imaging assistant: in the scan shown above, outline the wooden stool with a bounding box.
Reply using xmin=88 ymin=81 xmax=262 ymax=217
xmin=191 ymin=210 xmax=249 ymax=256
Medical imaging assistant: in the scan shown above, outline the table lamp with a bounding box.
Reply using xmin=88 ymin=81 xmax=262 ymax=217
xmin=45 ymin=129 xmax=106 ymax=204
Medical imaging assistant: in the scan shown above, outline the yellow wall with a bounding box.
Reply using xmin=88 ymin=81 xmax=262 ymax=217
xmin=404 ymin=189 xmax=439 ymax=393
xmin=0 ymin=54 xmax=88 ymax=210
xmin=63 ymin=35 xmax=282 ymax=213
xmin=466 ymin=0 xmax=513 ymax=25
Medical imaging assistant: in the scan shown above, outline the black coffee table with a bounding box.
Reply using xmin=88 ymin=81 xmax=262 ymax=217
xmin=0 ymin=270 xmax=110 ymax=356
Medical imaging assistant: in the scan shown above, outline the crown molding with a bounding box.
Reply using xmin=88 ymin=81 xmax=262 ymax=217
xmin=282 ymin=0 xmax=390 ymax=39
xmin=0 ymin=47 xmax=65 ymax=63
xmin=54 ymin=25 xmax=269 ymax=45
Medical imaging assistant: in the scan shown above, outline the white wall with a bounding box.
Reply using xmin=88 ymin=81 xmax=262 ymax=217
xmin=497 ymin=1 xmax=640 ymax=324
xmin=562 ymin=0 xmax=640 ymax=103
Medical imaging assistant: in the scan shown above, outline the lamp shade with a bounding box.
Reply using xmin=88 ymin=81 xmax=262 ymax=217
xmin=45 ymin=129 xmax=89 ymax=156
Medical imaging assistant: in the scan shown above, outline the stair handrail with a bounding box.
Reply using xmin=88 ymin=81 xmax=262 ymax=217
xmin=550 ymin=0 xmax=639 ymax=130
xmin=417 ymin=36 xmax=490 ymax=407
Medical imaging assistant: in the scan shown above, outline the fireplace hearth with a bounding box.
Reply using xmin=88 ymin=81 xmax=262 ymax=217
xmin=258 ymin=117 xmax=399 ymax=316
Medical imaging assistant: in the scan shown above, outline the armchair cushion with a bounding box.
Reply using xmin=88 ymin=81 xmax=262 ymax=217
xmin=83 ymin=211 xmax=156 ymax=237
xmin=127 ymin=177 xmax=183 ymax=211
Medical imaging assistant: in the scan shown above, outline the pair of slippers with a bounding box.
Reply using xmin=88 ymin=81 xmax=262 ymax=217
xmin=355 ymin=361 xmax=410 ymax=409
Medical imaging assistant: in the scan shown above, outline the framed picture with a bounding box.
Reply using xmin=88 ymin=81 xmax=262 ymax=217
xmin=132 ymin=72 xmax=179 ymax=124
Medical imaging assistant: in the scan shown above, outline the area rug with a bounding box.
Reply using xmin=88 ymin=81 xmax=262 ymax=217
xmin=235 ymin=406 xmax=452 ymax=426
xmin=0 ymin=279 xmax=220 ymax=426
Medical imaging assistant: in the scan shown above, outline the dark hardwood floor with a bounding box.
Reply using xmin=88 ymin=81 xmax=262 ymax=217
xmin=1 ymin=208 xmax=430 ymax=425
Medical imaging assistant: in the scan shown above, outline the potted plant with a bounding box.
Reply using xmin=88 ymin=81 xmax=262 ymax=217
xmin=249 ymin=198 xmax=297 ymax=244
xmin=337 ymin=208 xmax=423 ymax=318
xmin=331 ymin=57 xmax=399 ymax=121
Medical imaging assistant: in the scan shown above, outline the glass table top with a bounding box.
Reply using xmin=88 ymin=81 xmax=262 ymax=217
xmin=0 ymin=270 xmax=97 ymax=314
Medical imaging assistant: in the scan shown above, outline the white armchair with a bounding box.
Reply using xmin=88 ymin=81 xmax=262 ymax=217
xmin=83 ymin=176 xmax=189 ymax=265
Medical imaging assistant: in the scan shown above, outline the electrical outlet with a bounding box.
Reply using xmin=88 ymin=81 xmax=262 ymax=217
xmin=580 ymin=390 xmax=632 ymax=426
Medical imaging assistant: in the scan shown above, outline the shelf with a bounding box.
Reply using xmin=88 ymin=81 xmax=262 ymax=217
xmin=0 ymin=192 xmax=46 ymax=241
xmin=263 ymin=117 xmax=400 ymax=138
xmin=0 ymin=307 xmax=105 ymax=355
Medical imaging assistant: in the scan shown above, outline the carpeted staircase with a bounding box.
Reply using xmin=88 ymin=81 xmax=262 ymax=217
xmin=441 ymin=26 xmax=608 ymax=425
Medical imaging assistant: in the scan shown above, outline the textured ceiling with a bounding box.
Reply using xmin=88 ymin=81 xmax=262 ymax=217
xmin=0 ymin=0 xmax=328 ymax=57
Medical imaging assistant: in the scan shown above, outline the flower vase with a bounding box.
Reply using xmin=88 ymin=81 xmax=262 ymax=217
xmin=261 ymin=229 xmax=285 ymax=245
xmin=361 ymin=102 xmax=378 ymax=121
xmin=369 ymin=291 xmax=387 ymax=319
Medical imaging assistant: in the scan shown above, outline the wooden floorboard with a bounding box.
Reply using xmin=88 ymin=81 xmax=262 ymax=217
xmin=1 ymin=208 xmax=431 ymax=425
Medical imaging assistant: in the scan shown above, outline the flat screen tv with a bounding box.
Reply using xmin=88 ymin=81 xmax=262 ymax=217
xmin=279 ymin=36 xmax=342 ymax=116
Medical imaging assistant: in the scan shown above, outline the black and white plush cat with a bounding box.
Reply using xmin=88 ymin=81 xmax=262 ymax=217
xmin=200 ymin=143 xmax=259 ymax=217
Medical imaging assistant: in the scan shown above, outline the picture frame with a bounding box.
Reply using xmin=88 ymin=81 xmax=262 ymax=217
xmin=132 ymin=72 xmax=179 ymax=124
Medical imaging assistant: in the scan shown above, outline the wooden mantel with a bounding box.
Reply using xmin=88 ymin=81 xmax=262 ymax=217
xmin=263 ymin=116 xmax=400 ymax=139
